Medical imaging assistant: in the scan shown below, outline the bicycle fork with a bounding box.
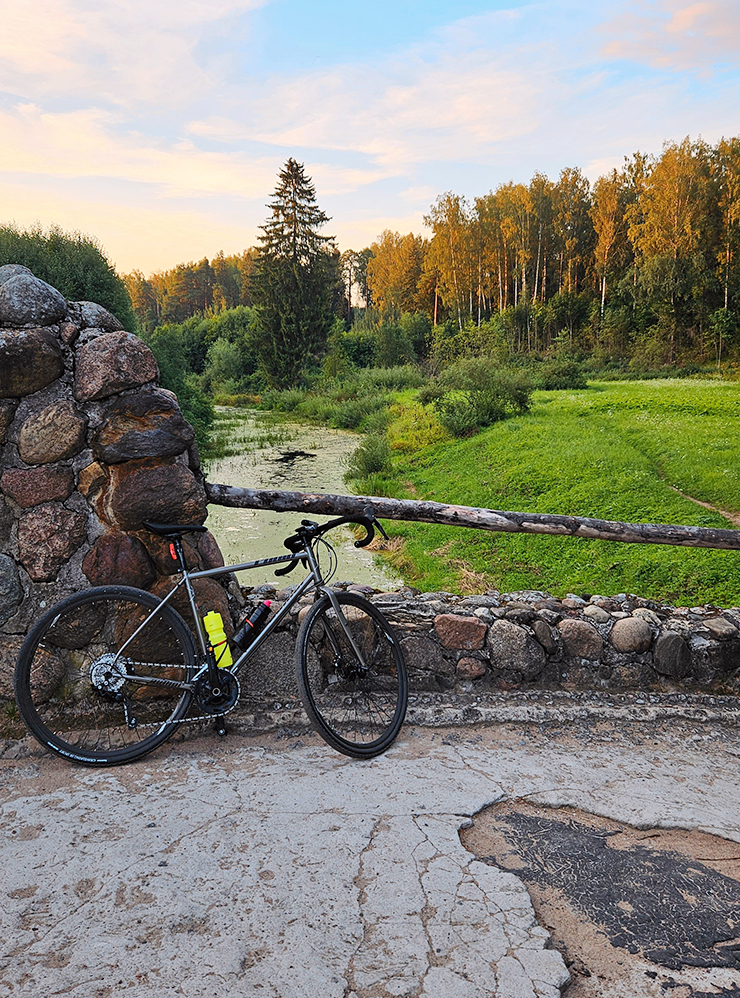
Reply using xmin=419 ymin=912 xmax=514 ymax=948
xmin=303 ymin=542 xmax=369 ymax=671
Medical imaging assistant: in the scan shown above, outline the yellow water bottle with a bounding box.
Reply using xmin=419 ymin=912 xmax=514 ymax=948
xmin=202 ymin=611 xmax=233 ymax=668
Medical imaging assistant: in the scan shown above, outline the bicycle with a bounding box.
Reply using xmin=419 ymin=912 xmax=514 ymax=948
xmin=14 ymin=509 xmax=408 ymax=767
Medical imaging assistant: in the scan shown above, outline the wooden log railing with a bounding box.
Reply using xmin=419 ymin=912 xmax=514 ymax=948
xmin=204 ymin=483 xmax=740 ymax=552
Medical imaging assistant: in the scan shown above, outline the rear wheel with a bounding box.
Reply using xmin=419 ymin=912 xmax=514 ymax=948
xmin=14 ymin=586 xmax=196 ymax=766
xmin=295 ymin=592 xmax=407 ymax=758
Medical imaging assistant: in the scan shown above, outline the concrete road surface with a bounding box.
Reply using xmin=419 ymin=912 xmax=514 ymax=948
xmin=0 ymin=714 xmax=738 ymax=998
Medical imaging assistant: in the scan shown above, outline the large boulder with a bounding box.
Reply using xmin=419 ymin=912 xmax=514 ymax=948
xmin=0 ymin=400 xmax=16 ymax=443
xmin=151 ymin=575 xmax=231 ymax=636
xmin=0 ymin=274 xmax=67 ymax=326
xmin=0 ymin=554 xmax=22 ymax=627
xmin=0 ymin=465 xmax=75 ymax=507
xmin=75 ymin=301 xmax=124 ymax=332
xmin=0 ymin=634 xmax=65 ymax=701
xmin=0 ymin=264 xmax=33 ymax=284
xmin=18 ymin=400 xmax=88 ymax=464
xmin=82 ymin=531 xmax=155 ymax=588
xmin=557 ymin=618 xmax=603 ymax=660
xmin=99 ymin=459 xmax=207 ymax=531
xmin=92 ymin=387 xmax=194 ymax=464
xmin=434 ymin=612 xmax=487 ymax=650
xmin=0 ymin=328 xmax=64 ymax=397
xmin=17 ymin=503 xmax=88 ymax=581
xmin=610 ymin=616 xmax=652 ymax=654
xmin=653 ymin=631 xmax=692 ymax=679
xmin=487 ymin=619 xmax=546 ymax=678
xmin=0 ymin=497 xmax=12 ymax=542
xmin=74 ymin=331 xmax=158 ymax=402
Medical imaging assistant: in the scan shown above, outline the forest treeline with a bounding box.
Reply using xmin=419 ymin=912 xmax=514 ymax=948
xmin=124 ymin=135 xmax=740 ymax=372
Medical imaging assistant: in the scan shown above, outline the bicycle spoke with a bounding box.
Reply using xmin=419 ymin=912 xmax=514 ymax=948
xmin=15 ymin=587 xmax=196 ymax=766
xmin=296 ymin=592 xmax=407 ymax=758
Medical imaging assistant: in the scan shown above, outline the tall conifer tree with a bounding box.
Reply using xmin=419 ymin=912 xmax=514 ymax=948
xmin=251 ymin=158 xmax=340 ymax=386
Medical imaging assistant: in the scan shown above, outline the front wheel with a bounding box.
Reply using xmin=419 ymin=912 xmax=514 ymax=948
xmin=14 ymin=586 xmax=197 ymax=766
xmin=295 ymin=592 xmax=407 ymax=758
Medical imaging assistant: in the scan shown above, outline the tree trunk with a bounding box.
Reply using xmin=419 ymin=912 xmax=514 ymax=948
xmin=204 ymin=483 xmax=740 ymax=551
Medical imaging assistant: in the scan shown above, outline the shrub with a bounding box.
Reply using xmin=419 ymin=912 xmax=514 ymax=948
xmin=533 ymin=359 xmax=587 ymax=390
xmin=331 ymin=397 xmax=388 ymax=429
xmin=262 ymin=388 xmax=305 ymax=412
xmin=355 ymin=365 xmax=426 ymax=391
xmin=419 ymin=358 xmax=533 ymax=436
xmin=0 ymin=223 xmax=135 ymax=329
xmin=375 ymin=322 xmax=415 ymax=367
xmin=345 ymin=435 xmax=392 ymax=479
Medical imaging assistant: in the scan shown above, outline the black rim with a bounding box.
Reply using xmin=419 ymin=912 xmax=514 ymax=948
xmin=14 ymin=586 xmax=196 ymax=765
xmin=297 ymin=593 xmax=407 ymax=758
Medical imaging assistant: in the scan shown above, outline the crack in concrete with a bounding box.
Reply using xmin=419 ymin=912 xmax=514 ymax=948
xmin=343 ymin=816 xmax=382 ymax=998
xmin=410 ymin=815 xmax=444 ymax=996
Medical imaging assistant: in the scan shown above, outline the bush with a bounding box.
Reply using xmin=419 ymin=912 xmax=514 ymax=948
xmin=179 ymin=376 xmax=215 ymax=449
xmin=375 ymin=322 xmax=415 ymax=367
xmin=262 ymin=388 xmax=305 ymax=412
xmin=533 ymin=359 xmax=587 ymax=390
xmin=143 ymin=330 xmax=214 ymax=449
xmin=419 ymin=358 xmax=533 ymax=437
xmin=345 ymin=435 xmax=392 ymax=479
xmin=354 ymin=365 xmax=426 ymax=391
xmin=0 ymin=223 xmax=135 ymax=329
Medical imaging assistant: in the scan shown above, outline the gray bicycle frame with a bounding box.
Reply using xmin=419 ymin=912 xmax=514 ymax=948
xmin=116 ymin=535 xmax=369 ymax=686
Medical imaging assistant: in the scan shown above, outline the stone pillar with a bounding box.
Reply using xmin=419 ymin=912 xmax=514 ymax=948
xmin=0 ymin=266 xmax=234 ymax=699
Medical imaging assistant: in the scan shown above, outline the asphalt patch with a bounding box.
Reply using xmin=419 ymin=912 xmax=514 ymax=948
xmin=462 ymin=801 xmax=740 ymax=997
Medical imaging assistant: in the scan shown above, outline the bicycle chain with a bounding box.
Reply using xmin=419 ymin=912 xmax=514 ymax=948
xmin=114 ymin=660 xmax=242 ymax=728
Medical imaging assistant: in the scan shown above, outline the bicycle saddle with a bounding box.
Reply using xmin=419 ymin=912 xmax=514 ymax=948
xmin=142 ymin=521 xmax=209 ymax=537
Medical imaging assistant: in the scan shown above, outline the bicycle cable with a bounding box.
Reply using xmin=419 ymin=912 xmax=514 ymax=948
xmin=314 ymin=534 xmax=337 ymax=584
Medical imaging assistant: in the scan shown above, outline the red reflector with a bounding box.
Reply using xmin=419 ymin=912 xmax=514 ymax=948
xmin=169 ymin=543 xmax=177 ymax=560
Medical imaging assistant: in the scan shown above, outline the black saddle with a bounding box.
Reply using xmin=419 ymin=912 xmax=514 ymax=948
xmin=142 ymin=521 xmax=208 ymax=537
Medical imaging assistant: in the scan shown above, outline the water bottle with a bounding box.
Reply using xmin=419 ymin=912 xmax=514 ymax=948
xmin=202 ymin=610 xmax=233 ymax=668
xmin=233 ymin=601 xmax=272 ymax=650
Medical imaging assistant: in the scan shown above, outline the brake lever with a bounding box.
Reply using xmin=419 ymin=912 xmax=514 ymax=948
xmin=275 ymin=532 xmax=307 ymax=576
xmin=374 ymin=518 xmax=389 ymax=540
xmin=361 ymin=505 xmax=389 ymax=542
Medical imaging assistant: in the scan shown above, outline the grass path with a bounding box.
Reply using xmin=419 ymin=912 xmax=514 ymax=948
xmin=664 ymin=484 xmax=740 ymax=529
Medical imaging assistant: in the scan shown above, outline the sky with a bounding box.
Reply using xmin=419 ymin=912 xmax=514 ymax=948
xmin=1 ymin=0 xmax=739 ymax=274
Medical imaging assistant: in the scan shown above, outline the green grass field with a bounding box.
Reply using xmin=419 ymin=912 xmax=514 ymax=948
xmin=374 ymin=380 xmax=740 ymax=605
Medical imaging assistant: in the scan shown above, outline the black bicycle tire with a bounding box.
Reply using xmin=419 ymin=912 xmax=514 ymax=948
xmin=14 ymin=585 xmax=197 ymax=766
xmin=295 ymin=592 xmax=408 ymax=758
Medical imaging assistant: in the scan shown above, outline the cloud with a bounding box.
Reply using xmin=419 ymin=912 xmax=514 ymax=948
xmin=0 ymin=103 xmax=278 ymax=199
xmin=601 ymin=0 xmax=740 ymax=70
xmin=205 ymin=51 xmax=545 ymax=173
xmin=0 ymin=0 xmax=270 ymax=106
xmin=332 ymin=212 xmax=427 ymax=251
xmin=2 ymin=0 xmax=739 ymax=272
xmin=0 ymin=176 xmax=253 ymax=272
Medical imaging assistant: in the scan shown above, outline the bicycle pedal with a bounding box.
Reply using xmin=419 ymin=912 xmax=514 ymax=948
xmin=215 ymin=720 xmax=228 ymax=738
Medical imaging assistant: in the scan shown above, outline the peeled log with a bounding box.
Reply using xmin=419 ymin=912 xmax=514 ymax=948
xmin=204 ymin=483 xmax=740 ymax=551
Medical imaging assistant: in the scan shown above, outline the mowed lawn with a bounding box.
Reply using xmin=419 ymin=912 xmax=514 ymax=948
xmin=383 ymin=380 xmax=740 ymax=606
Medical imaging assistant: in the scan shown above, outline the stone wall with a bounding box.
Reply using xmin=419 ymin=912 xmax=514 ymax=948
xmin=240 ymin=584 xmax=740 ymax=699
xmin=0 ymin=266 xmax=235 ymax=701
xmin=0 ymin=264 xmax=738 ymax=710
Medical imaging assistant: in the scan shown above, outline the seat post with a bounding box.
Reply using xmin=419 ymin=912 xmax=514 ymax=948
xmin=171 ymin=535 xmax=186 ymax=572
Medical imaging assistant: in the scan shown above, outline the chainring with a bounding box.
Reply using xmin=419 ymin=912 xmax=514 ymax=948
xmin=193 ymin=671 xmax=241 ymax=715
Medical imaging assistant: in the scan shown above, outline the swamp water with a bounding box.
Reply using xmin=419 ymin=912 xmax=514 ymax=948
xmin=203 ymin=410 xmax=402 ymax=590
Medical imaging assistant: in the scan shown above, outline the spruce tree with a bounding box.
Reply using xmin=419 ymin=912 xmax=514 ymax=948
xmin=251 ymin=159 xmax=340 ymax=387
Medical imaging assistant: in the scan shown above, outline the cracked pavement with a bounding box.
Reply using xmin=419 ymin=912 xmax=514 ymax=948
xmin=0 ymin=717 xmax=738 ymax=998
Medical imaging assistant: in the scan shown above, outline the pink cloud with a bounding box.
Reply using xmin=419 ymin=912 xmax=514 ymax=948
xmin=601 ymin=0 xmax=740 ymax=70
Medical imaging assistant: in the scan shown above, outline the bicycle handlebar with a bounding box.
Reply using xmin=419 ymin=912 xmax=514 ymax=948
xmin=274 ymin=507 xmax=388 ymax=576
